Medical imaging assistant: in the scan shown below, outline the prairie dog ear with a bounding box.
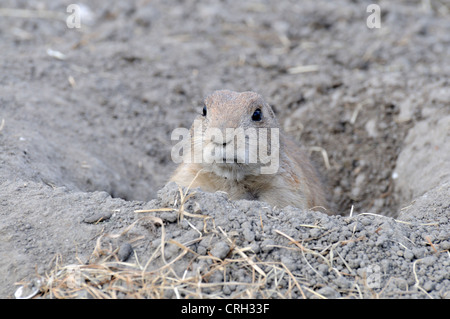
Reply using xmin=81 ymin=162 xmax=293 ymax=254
xmin=245 ymin=93 xmax=275 ymax=116
xmin=267 ymin=103 xmax=276 ymax=116
xmin=269 ymin=104 xmax=277 ymax=115
xmin=262 ymin=102 xmax=277 ymax=122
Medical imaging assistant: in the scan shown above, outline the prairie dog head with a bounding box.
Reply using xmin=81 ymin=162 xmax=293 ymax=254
xmin=190 ymin=90 xmax=281 ymax=180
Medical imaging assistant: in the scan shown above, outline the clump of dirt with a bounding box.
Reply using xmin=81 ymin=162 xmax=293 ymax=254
xmin=0 ymin=0 xmax=449 ymax=298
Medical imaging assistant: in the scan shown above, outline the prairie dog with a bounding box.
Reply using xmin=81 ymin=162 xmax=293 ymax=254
xmin=169 ymin=90 xmax=329 ymax=213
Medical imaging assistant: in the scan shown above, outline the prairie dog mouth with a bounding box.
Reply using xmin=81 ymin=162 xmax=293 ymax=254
xmin=222 ymin=157 xmax=235 ymax=163
xmin=204 ymin=158 xmax=261 ymax=181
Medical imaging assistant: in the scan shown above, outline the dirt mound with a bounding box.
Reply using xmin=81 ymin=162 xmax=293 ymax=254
xmin=0 ymin=0 xmax=448 ymax=298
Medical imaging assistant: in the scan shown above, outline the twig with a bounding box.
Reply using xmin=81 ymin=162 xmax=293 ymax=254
xmin=287 ymin=65 xmax=319 ymax=74
xmin=309 ymin=146 xmax=331 ymax=170
xmin=355 ymin=212 xmax=439 ymax=226
xmin=425 ymin=236 xmax=438 ymax=253
xmin=412 ymin=259 xmax=433 ymax=299
xmin=218 ymin=226 xmax=266 ymax=278
xmin=135 ymin=208 xmax=174 ymax=213
xmin=275 ymin=229 xmax=331 ymax=267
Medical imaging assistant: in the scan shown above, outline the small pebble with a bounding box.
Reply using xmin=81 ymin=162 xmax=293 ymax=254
xmin=210 ymin=241 xmax=230 ymax=260
xmin=118 ymin=243 xmax=133 ymax=261
xmin=83 ymin=211 xmax=112 ymax=224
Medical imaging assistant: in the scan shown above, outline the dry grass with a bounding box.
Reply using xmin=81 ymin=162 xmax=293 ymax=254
xmin=27 ymin=221 xmax=387 ymax=299
xmin=16 ymin=185 xmax=437 ymax=299
xmin=30 ymin=226 xmax=394 ymax=299
xmin=28 ymin=185 xmax=311 ymax=299
xmin=15 ymin=205 xmax=388 ymax=299
xmin=34 ymin=220 xmax=304 ymax=299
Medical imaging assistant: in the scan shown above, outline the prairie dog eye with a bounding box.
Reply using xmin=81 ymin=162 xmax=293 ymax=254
xmin=202 ymin=104 xmax=207 ymax=116
xmin=251 ymin=108 xmax=262 ymax=121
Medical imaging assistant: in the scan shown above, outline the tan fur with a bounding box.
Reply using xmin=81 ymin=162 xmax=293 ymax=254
xmin=169 ymin=90 xmax=330 ymax=214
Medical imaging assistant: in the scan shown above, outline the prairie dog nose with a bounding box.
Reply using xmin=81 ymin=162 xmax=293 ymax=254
xmin=207 ymin=127 xmax=234 ymax=146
